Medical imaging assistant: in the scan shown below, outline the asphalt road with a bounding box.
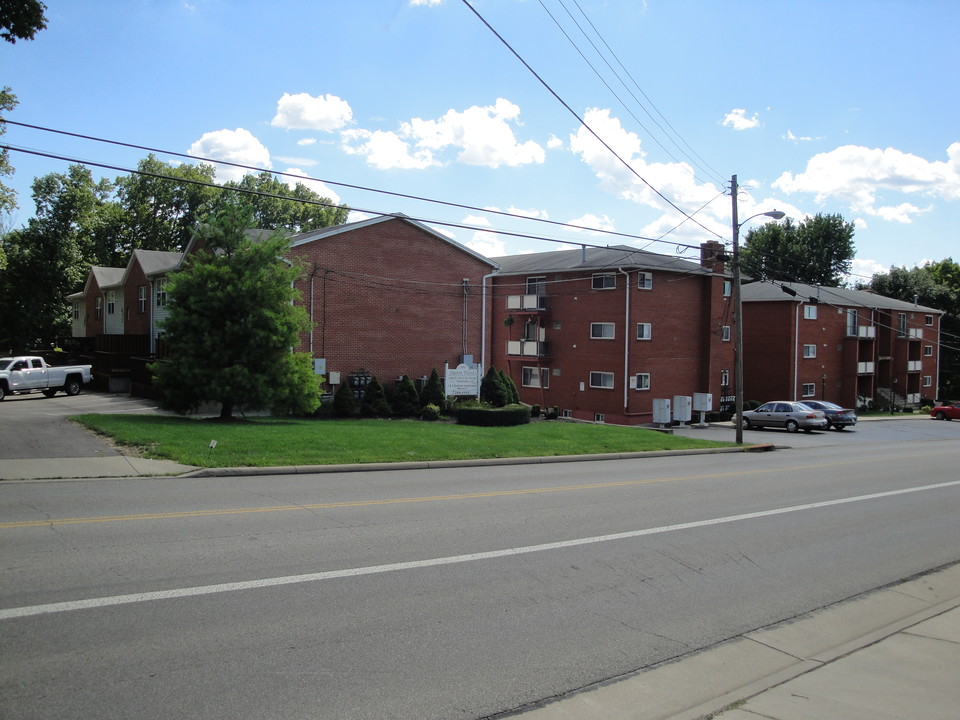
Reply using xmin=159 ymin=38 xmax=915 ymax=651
xmin=2 ymin=419 xmax=959 ymax=719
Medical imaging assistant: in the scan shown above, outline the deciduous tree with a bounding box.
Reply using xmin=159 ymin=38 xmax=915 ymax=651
xmin=741 ymin=213 xmax=855 ymax=287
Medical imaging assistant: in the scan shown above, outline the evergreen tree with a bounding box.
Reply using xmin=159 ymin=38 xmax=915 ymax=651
xmin=392 ymin=374 xmax=420 ymax=417
xmin=499 ymin=368 xmax=520 ymax=404
xmin=480 ymin=366 xmax=509 ymax=407
xmin=360 ymin=376 xmax=392 ymax=417
xmin=332 ymin=381 xmax=357 ymax=417
xmin=420 ymin=368 xmax=446 ymax=408
xmin=150 ymin=205 xmax=319 ymax=420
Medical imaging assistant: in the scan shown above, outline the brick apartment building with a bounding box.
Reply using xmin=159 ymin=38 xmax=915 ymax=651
xmin=486 ymin=241 xmax=736 ymax=425
xmin=740 ymin=281 xmax=943 ymax=409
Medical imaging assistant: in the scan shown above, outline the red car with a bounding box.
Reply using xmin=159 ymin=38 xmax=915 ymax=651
xmin=930 ymin=402 xmax=960 ymax=421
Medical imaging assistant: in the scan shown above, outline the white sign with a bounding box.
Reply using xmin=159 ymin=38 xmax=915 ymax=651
xmin=313 ymin=358 xmax=327 ymax=376
xmin=445 ymin=363 xmax=481 ymax=397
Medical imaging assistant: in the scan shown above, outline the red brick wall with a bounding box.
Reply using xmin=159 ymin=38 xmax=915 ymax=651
xmin=123 ymin=262 xmax=152 ymax=336
xmin=490 ymin=267 xmax=734 ymax=425
xmin=287 ymin=218 xmax=495 ymax=386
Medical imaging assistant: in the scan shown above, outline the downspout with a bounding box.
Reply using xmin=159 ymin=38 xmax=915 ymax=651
xmin=480 ymin=270 xmax=498 ymax=370
xmin=462 ymin=278 xmax=469 ymax=358
xmin=619 ymin=268 xmax=630 ymax=414
xmin=308 ymin=263 xmax=319 ymax=356
xmin=794 ymin=302 xmax=800 ymax=400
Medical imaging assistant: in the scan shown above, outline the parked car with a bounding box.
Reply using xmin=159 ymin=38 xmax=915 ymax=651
xmin=800 ymin=400 xmax=858 ymax=430
xmin=930 ymin=402 xmax=960 ymax=421
xmin=741 ymin=401 xmax=828 ymax=433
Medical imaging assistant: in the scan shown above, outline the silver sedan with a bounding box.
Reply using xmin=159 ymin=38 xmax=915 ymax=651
xmin=742 ymin=401 xmax=828 ymax=433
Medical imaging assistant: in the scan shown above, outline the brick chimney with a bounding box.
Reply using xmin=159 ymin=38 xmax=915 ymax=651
xmin=700 ymin=241 xmax=727 ymax=272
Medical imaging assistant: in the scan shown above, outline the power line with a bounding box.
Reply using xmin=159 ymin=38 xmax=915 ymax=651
xmin=459 ymin=0 xmax=724 ymax=241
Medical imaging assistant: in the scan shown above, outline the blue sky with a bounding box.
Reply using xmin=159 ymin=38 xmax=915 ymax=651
xmin=3 ymin=0 xmax=958 ymax=283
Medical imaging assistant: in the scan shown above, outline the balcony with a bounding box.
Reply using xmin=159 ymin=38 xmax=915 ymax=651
xmin=857 ymin=361 xmax=875 ymax=374
xmin=506 ymin=294 xmax=549 ymax=312
xmin=855 ymin=325 xmax=876 ymax=339
xmin=900 ymin=328 xmax=923 ymax=340
xmin=907 ymin=360 xmax=922 ymax=372
xmin=506 ymin=340 xmax=551 ymax=358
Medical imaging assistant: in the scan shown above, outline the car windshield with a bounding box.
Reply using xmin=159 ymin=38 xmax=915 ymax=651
xmin=794 ymin=403 xmax=817 ymax=411
xmin=0 ymin=358 xmax=12 ymax=371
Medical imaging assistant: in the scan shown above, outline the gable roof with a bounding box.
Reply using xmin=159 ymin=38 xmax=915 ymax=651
xmin=741 ymin=281 xmax=944 ymax=314
xmin=491 ymin=244 xmax=716 ymax=277
xmin=289 ymin=214 xmax=498 ymax=269
xmin=91 ymin=266 xmax=125 ymax=289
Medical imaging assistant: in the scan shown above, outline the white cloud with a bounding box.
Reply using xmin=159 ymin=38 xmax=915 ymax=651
xmin=283 ymin=168 xmax=341 ymax=204
xmin=271 ymin=92 xmax=353 ymax=131
xmin=297 ymin=138 xmax=318 ymax=146
xmin=460 ymin=214 xmax=506 ymax=257
xmin=188 ymin=128 xmax=270 ymax=183
xmin=342 ymin=98 xmax=544 ymax=170
xmin=567 ymin=213 xmax=615 ymax=233
xmin=547 ymin=134 xmax=564 ymax=150
xmin=783 ymin=129 xmax=822 ymax=143
xmin=721 ymin=108 xmax=761 ymax=131
xmin=410 ymin=0 xmax=444 ymax=5
xmin=850 ymin=257 xmax=887 ymax=280
xmin=773 ymin=143 xmax=960 ymax=223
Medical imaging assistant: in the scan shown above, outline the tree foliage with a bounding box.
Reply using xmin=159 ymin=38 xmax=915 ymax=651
xmin=392 ymin=374 xmax=420 ymax=417
xmin=741 ymin=213 xmax=855 ymax=287
xmin=864 ymin=259 xmax=960 ymax=400
xmin=419 ymin=367 xmax=446 ymax=408
xmin=480 ymin=366 xmax=509 ymax=407
xmin=0 ymin=0 xmax=47 ymax=43
xmin=150 ymin=206 xmax=319 ymax=420
xmin=217 ymin=172 xmax=348 ymax=233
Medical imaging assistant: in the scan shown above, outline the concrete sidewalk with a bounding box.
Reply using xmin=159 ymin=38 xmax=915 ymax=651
xmin=505 ymin=563 xmax=960 ymax=720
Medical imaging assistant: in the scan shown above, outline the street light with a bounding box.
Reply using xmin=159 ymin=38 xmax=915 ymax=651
xmin=731 ymin=174 xmax=785 ymax=444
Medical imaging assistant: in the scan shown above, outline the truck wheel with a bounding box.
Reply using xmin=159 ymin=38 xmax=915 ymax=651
xmin=64 ymin=379 xmax=82 ymax=396
xmin=43 ymin=389 xmax=58 ymax=398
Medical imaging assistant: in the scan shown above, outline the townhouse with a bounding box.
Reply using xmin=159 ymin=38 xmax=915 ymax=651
xmin=740 ymin=281 xmax=943 ymax=409
xmin=487 ymin=241 xmax=736 ymax=425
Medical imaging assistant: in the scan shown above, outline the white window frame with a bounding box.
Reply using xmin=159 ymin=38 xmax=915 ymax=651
xmin=720 ymin=369 xmax=730 ymax=387
xmin=924 ymin=345 xmax=933 ymax=357
xmin=591 ymin=273 xmax=616 ymax=290
xmin=521 ymin=366 xmax=549 ymax=389
xmin=590 ymin=322 xmax=616 ymax=340
xmin=525 ymin=275 xmax=546 ymax=295
xmin=155 ymin=278 xmax=168 ymax=307
xmin=923 ymin=375 xmax=932 ymax=387
xmin=803 ymin=344 xmax=817 ymax=358
xmin=594 ymin=413 xmax=605 ymax=423
xmin=723 ymin=280 xmax=732 ymax=297
xmin=636 ymin=322 xmax=652 ymax=340
xmin=138 ymin=285 xmax=147 ymax=313
xmin=803 ymin=304 xmax=817 ymax=320
xmin=95 ymin=296 xmax=102 ymax=320
xmin=801 ymin=383 xmax=816 ymax=397
xmin=721 ymin=325 xmax=731 ymax=342
xmin=73 ymin=302 xmax=80 ymax=320
xmin=106 ymin=290 xmax=116 ymax=315
xmin=637 ymin=272 xmax=653 ymax=290
xmin=589 ymin=371 xmax=615 ymax=389
xmin=561 ymin=409 xmax=572 ymax=419
xmin=925 ymin=314 xmax=934 ymax=327
xmin=635 ymin=372 xmax=651 ymax=391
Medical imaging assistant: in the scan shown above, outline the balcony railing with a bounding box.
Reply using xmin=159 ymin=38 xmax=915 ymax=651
xmin=857 ymin=361 xmax=875 ymax=374
xmin=853 ymin=325 xmax=876 ymax=339
xmin=506 ymin=340 xmax=551 ymax=357
xmin=506 ymin=294 xmax=548 ymax=311
xmin=907 ymin=360 xmax=922 ymax=372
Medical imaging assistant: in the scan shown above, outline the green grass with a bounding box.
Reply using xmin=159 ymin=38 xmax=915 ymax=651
xmin=71 ymin=415 xmax=735 ymax=468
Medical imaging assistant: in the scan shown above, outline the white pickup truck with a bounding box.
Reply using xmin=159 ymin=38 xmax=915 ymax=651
xmin=0 ymin=356 xmax=93 ymax=401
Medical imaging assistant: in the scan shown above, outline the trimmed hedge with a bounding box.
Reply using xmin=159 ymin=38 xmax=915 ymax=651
xmin=456 ymin=403 xmax=531 ymax=427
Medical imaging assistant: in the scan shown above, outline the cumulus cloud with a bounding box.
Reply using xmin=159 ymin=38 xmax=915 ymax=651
xmin=342 ymin=98 xmax=545 ymax=170
xmin=297 ymin=138 xmax=318 ymax=146
xmin=773 ymin=143 xmax=960 ymax=223
xmin=459 ymin=214 xmax=506 ymax=257
xmin=567 ymin=213 xmax=615 ymax=233
xmin=283 ymin=168 xmax=341 ymax=204
xmin=271 ymin=92 xmax=353 ymax=131
xmin=850 ymin=257 xmax=887 ymax=280
xmin=721 ymin=108 xmax=761 ymax=131
xmin=188 ymin=128 xmax=271 ymax=183
xmin=410 ymin=0 xmax=444 ymax=5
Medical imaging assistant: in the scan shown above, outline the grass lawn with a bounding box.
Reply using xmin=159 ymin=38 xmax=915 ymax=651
xmin=71 ymin=415 xmax=736 ymax=468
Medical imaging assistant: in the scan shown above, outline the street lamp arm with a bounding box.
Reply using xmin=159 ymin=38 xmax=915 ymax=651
xmin=737 ymin=210 xmax=785 ymax=231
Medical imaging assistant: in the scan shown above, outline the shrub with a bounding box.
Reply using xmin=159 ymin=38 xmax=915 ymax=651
xmin=456 ymin=403 xmax=531 ymax=426
xmin=544 ymin=405 xmax=559 ymax=420
xmin=421 ymin=403 xmax=441 ymax=421
xmin=332 ymin=382 xmax=357 ymax=417
xmin=498 ymin=368 xmax=520 ymax=404
xmin=420 ymin=368 xmax=446 ymax=409
xmin=360 ymin=376 xmax=392 ymax=417
xmin=531 ymin=404 xmax=541 ymax=418
xmin=392 ymin=374 xmax=420 ymax=417
xmin=480 ymin=366 xmax=509 ymax=407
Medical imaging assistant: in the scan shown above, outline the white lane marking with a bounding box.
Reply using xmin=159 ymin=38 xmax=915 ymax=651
xmin=3 ymin=478 xmax=959 ymax=621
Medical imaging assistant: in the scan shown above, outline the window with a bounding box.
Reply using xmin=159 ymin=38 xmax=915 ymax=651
xmin=525 ymin=276 xmax=546 ymax=295
xmin=594 ymin=413 xmax=605 ymax=423
xmin=561 ymin=409 xmax=572 ymax=419
xmin=637 ymin=272 xmax=653 ymax=290
xmin=720 ymin=369 xmax=730 ymax=387
xmin=591 ymin=273 xmax=616 ymax=290
xmin=925 ymin=315 xmax=934 ymax=326
xmin=803 ymin=344 xmax=817 ymax=358
xmin=589 ymin=371 xmax=615 ymax=389
xmin=636 ymin=322 xmax=652 ymax=340
xmin=846 ymin=309 xmax=858 ymax=336
xmin=106 ymin=290 xmax=116 ymax=315
xmin=635 ymin=373 xmax=650 ymax=390
xmin=73 ymin=302 xmax=80 ymax=320
xmin=924 ymin=345 xmax=933 ymax=357
xmin=138 ymin=285 xmax=147 ymax=313
xmin=590 ymin=322 xmax=616 ymax=339
xmin=721 ymin=325 xmax=731 ymax=342
xmin=802 ymin=383 xmax=816 ymax=397
xmin=95 ymin=296 xmax=102 ymax=320
xmin=923 ymin=375 xmax=932 ymax=387
xmin=156 ymin=278 xmax=168 ymax=307
xmin=31 ymin=358 xmax=43 ymax=368
xmin=723 ymin=280 xmax=732 ymax=297
xmin=803 ymin=304 xmax=817 ymax=320
xmin=521 ymin=366 xmax=549 ymax=388
xmin=898 ymin=313 xmax=907 ymax=337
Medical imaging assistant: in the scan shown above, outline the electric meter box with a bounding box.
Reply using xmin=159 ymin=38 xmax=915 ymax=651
xmin=672 ymin=395 xmax=693 ymax=422
xmin=652 ymin=398 xmax=672 ymax=425
xmin=692 ymin=393 xmax=713 ymax=412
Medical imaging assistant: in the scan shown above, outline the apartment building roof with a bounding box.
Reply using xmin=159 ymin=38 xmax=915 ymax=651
xmin=741 ymin=281 xmax=944 ymax=315
xmin=491 ymin=244 xmax=718 ymax=276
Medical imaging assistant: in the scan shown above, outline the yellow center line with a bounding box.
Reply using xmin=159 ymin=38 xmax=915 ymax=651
xmin=0 ymin=449 xmax=950 ymax=529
